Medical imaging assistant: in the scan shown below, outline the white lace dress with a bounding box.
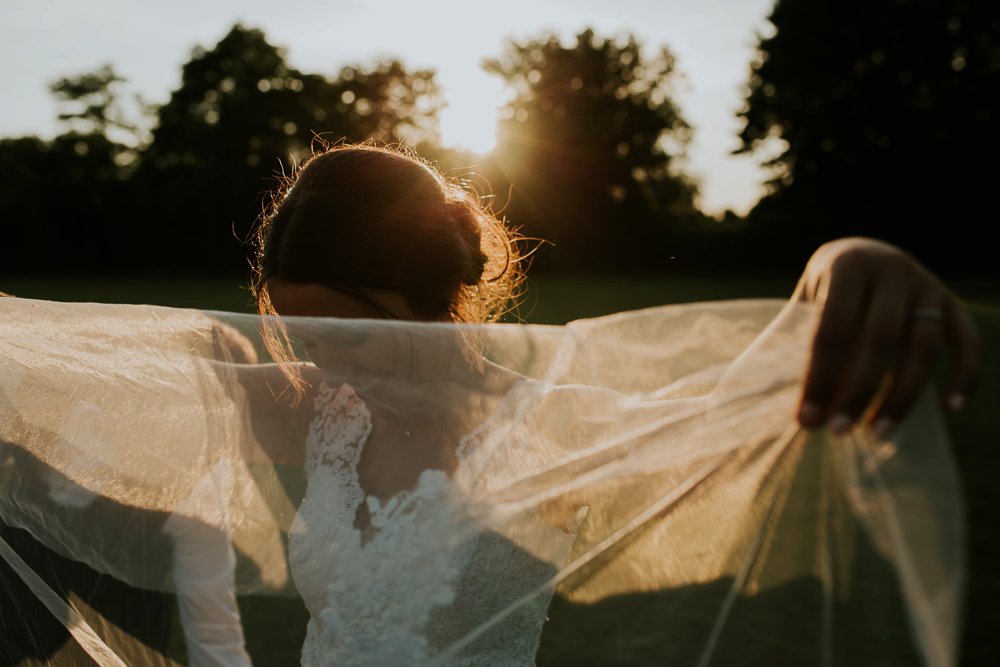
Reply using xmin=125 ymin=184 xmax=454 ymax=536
xmin=288 ymin=382 xmax=573 ymax=667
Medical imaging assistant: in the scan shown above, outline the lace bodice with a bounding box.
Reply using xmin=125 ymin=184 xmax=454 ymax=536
xmin=288 ymin=382 xmax=571 ymax=666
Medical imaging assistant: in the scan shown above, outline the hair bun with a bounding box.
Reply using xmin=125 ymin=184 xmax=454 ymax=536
xmin=449 ymin=202 xmax=489 ymax=286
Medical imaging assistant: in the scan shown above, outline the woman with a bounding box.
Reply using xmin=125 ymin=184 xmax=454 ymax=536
xmin=0 ymin=143 xmax=978 ymax=666
xmin=246 ymin=143 xmax=978 ymax=665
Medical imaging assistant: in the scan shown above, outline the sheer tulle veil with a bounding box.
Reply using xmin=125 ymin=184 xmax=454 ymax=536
xmin=0 ymin=296 xmax=963 ymax=666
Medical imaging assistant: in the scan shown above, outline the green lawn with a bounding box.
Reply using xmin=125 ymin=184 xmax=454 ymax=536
xmin=0 ymin=276 xmax=260 ymax=313
xmin=2 ymin=274 xmax=996 ymax=665
xmin=3 ymin=272 xmax=991 ymax=324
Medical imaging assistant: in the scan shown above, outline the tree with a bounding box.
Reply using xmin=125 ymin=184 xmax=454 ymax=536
xmin=0 ymin=65 xmax=144 ymax=274
xmin=0 ymin=137 xmax=49 ymax=271
xmin=320 ymin=60 xmax=444 ymax=148
xmin=49 ymin=64 xmax=139 ymax=141
xmin=1 ymin=25 xmax=447 ymax=275
xmin=483 ymin=29 xmax=698 ymax=272
xmin=140 ymin=24 xmax=445 ymax=273
xmin=737 ymin=0 xmax=1000 ymax=273
xmin=48 ymin=63 xmax=149 ymax=174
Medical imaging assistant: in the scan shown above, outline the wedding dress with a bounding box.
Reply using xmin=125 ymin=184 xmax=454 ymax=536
xmin=290 ymin=381 xmax=573 ymax=666
xmin=0 ymin=297 xmax=964 ymax=667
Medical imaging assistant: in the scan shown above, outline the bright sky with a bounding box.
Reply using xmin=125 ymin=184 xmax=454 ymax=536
xmin=1 ymin=0 xmax=775 ymax=215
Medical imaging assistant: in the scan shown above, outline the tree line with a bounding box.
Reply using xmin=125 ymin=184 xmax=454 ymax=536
xmin=1 ymin=0 xmax=996 ymax=278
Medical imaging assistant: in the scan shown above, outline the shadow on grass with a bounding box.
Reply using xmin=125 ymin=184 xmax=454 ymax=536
xmin=538 ymin=533 xmax=919 ymax=666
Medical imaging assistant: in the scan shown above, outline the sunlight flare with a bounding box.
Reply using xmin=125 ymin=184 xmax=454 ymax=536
xmin=438 ymin=69 xmax=506 ymax=154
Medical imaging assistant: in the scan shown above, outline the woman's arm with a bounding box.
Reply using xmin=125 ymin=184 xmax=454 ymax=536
xmin=792 ymin=237 xmax=981 ymax=437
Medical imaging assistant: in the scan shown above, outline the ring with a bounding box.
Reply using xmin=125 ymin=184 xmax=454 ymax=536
xmin=912 ymin=307 xmax=944 ymax=324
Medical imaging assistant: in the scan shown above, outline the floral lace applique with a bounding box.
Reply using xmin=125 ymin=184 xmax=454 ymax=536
xmin=291 ymin=382 xmax=566 ymax=667
xmin=292 ymin=384 xmax=467 ymax=666
xmin=303 ymin=382 xmax=371 ymax=516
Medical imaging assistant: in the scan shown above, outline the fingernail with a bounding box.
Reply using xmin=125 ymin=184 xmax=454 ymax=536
xmin=829 ymin=413 xmax=853 ymax=435
xmin=798 ymin=402 xmax=822 ymax=426
xmin=947 ymin=393 xmax=966 ymax=412
xmin=872 ymin=417 xmax=894 ymax=440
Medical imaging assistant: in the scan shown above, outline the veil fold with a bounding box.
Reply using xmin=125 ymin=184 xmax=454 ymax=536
xmin=0 ymin=297 xmax=962 ymax=666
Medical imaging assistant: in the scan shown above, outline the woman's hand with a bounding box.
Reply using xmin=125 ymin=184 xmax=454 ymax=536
xmin=793 ymin=237 xmax=981 ymax=437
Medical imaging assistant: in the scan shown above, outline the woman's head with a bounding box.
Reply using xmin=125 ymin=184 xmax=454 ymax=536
xmin=252 ymin=143 xmax=522 ymax=324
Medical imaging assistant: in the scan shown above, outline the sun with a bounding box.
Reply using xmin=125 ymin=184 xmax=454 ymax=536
xmin=438 ymin=69 xmax=506 ymax=155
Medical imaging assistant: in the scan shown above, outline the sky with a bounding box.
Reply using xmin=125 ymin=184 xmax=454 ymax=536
xmin=1 ymin=0 xmax=776 ymax=215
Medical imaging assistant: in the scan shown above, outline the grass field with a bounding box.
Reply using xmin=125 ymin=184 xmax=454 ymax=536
xmin=1 ymin=274 xmax=997 ymax=665
xmin=2 ymin=272 xmax=992 ymax=323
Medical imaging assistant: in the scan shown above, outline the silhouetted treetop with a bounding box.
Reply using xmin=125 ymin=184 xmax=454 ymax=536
xmin=146 ymin=25 xmax=443 ymax=167
xmin=50 ymin=65 xmax=130 ymax=137
xmin=132 ymin=24 xmax=447 ymax=273
xmin=485 ymin=29 xmax=691 ymax=179
xmin=482 ymin=29 xmax=699 ymax=272
xmin=736 ymin=0 xmax=1000 ymax=271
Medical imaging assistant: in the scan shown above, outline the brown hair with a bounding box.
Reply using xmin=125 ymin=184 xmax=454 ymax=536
xmin=250 ymin=143 xmax=525 ymax=365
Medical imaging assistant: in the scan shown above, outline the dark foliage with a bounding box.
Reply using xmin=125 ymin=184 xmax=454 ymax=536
xmin=1 ymin=25 xmax=444 ymax=276
xmin=738 ymin=0 xmax=1000 ymax=275
xmin=2 ymin=11 xmax=996 ymax=277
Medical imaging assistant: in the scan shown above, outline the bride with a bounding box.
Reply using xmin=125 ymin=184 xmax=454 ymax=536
xmin=0 ymin=143 xmax=980 ymax=666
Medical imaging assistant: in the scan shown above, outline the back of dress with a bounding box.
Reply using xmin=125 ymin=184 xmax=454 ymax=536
xmin=289 ymin=382 xmax=576 ymax=666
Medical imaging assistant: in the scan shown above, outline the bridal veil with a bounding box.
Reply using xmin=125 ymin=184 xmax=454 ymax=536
xmin=0 ymin=297 xmax=963 ymax=666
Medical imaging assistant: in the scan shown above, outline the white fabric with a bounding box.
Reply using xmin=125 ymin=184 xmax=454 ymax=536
xmin=0 ymin=297 xmax=964 ymax=666
xmin=163 ymin=507 xmax=252 ymax=667
xmin=290 ymin=381 xmax=572 ymax=666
